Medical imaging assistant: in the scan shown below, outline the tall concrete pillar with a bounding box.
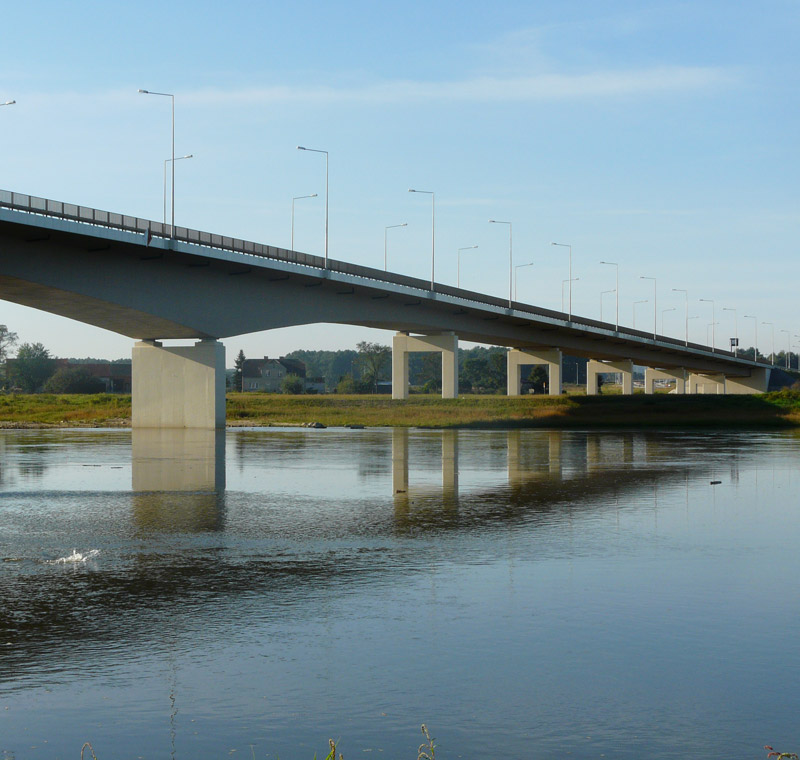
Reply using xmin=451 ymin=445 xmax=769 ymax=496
xmin=645 ymin=367 xmax=687 ymax=394
xmin=725 ymin=367 xmax=770 ymax=394
xmin=132 ymin=339 xmax=226 ymax=428
xmin=587 ymin=359 xmax=634 ymax=395
xmin=506 ymin=348 xmax=563 ymax=396
xmin=392 ymin=332 xmax=458 ymax=400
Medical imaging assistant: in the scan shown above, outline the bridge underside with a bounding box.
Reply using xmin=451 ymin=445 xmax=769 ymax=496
xmin=0 ymin=206 xmax=773 ymax=426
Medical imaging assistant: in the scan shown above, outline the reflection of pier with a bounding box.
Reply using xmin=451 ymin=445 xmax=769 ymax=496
xmin=132 ymin=429 xmax=226 ymax=531
xmin=392 ymin=428 xmax=458 ymax=502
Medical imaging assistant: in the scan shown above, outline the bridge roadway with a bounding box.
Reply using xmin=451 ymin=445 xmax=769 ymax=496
xmin=0 ymin=189 xmax=771 ymax=427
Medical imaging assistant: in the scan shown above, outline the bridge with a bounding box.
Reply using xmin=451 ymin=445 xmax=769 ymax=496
xmin=0 ymin=189 xmax=772 ymax=428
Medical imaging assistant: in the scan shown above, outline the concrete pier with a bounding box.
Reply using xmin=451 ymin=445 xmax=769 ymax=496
xmin=392 ymin=332 xmax=458 ymax=400
xmin=506 ymin=348 xmax=563 ymax=396
xmin=644 ymin=367 xmax=687 ymax=394
xmin=587 ymin=359 xmax=634 ymax=395
xmin=132 ymin=339 xmax=226 ymax=428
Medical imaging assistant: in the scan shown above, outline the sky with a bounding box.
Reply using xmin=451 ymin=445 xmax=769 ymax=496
xmin=1 ymin=0 xmax=798 ymax=363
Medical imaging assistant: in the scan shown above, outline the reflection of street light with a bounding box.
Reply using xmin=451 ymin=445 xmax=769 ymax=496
xmin=409 ymin=189 xmax=435 ymax=289
xmin=640 ymin=276 xmax=656 ymax=339
xmin=139 ymin=89 xmax=175 ymax=234
xmin=384 ymin=222 xmax=406 ymax=271
xmin=723 ymin=307 xmax=738 ymax=356
xmin=700 ymin=298 xmax=715 ymax=351
xmin=662 ymin=307 xmax=676 ymax=335
xmin=552 ymin=243 xmax=572 ymax=319
xmin=298 ymin=146 xmax=329 ymax=266
xmin=489 ymin=219 xmax=513 ymax=307
xmin=562 ymin=278 xmax=579 ymax=311
xmin=633 ymin=299 xmax=648 ymax=329
xmin=291 ymin=193 xmax=318 ymax=251
xmin=514 ymin=261 xmax=533 ymax=301
xmin=599 ymin=261 xmax=619 ymax=330
xmin=762 ymin=321 xmax=775 ymax=365
xmin=457 ymin=245 xmax=478 ymax=288
xmin=744 ymin=315 xmax=758 ymax=362
xmin=672 ymin=288 xmax=688 ymax=346
xmin=164 ymin=154 xmax=193 ymax=225
xmin=601 ymin=289 xmax=615 ymax=322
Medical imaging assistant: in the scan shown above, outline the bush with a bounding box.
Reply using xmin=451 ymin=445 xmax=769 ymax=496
xmin=43 ymin=367 xmax=106 ymax=394
xmin=280 ymin=373 xmax=304 ymax=394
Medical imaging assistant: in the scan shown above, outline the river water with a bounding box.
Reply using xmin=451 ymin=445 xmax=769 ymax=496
xmin=0 ymin=427 xmax=798 ymax=759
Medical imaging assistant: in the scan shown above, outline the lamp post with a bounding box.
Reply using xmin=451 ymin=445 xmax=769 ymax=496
xmin=599 ymin=261 xmax=619 ymax=331
xmin=562 ymin=278 xmax=579 ymax=311
xmin=781 ymin=329 xmax=791 ymax=369
xmin=662 ymin=307 xmax=676 ymax=335
xmin=700 ymin=298 xmax=715 ymax=351
xmin=633 ymin=299 xmax=648 ymax=329
xmin=489 ymin=219 xmax=513 ymax=307
xmin=163 ymin=154 xmax=193 ymax=225
xmin=600 ymin=289 xmax=615 ymax=322
xmin=707 ymin=322 xmax=719 ymax=345
xmin=297 ymin=147 xmax=329 ymax=266
xmin=291 ymin=193 xmax=318 ymax=251
xmin=457 ymin=245 xmax=478 ymax=288
xmin=640 ymin=276 xmax=657 ymax=339
xmin=723 ymin=307 xmax=738 ymax=356
xmin=514 ymin=261 xmax=534 ymax=301
xmin=688 ymin=315 xmax=700 ymax=344
xmin=383 ymin=223 xmax=407 ymax=271
xmin=744 ymin=315 xmax=758 ymax=362
xmin=409 ymin=189 xmax=435 ymax=289
xmin=139 ymin=89 xmax=175 ymax=234
xmin=672 ymin=288 xmax=688 ymax=345
xmin=762 ymin=321 xmax=775 ymax=365
xmin=552 ymin=243 xmax=572 ymax=319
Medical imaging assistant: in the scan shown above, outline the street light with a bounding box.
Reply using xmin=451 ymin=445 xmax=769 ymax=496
xmin=633 ymin=299 xmax=648 ymax=330
xmin=744 ymin=315 xmax=758 ymax=362
xmin=514 ymin=261 xmax=533 ymax=301
xmin=707 ymin=322 xmax=719 ymax=346
xmin=700 ymin=298 xmax=716 ymax=351
xmin=640 ymin=276 xmax=657 ymax=339
xmin=723 ymin=307 xmax=738 ymax=356
xmin=562 ymin=278 xmax=579 ymax=311
xmin=762 ymin=321 xmax=775 ymax=365
xmin=781 ymin=329 xmax=791 ymax=369
xmin=292 ymin=193 xmax=319 ymax=251
xmin=409 ymin=189 xmax=435 ymax=289
xmin=384 ymin=223 xmax=407 ymax=271
xmin=139 ymin=89 xmax=175 ymax=234
xmin=552 ymin=243 xmax=572 ymax=319
xmin=489 ymin=219 xmax=513 ymax=307
xmin=672 ymin=288 xmax=689 ymax=346
xmin=599 ymin=261 xmax=619 ymax=330
xmin=662 ymin=307 xmax=676 ymax=335
xmin=688 ymin=314 xmax=700 ymax=344
xmin=457 ymin=245 xmax=478 ymax=288
xmin=600 ymin=289 xmax=615 ymax=323
xmin=164 ymin=154 xmax=193 ymax=225
xmin=298 ymin=147 xmax=329 ymax=267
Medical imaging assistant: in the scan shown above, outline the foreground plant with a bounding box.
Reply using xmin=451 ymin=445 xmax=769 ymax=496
xmin=417 ymin=724 xmax=435 ymax=760
xmin=765 ymin=747 xmax=799 ymax=760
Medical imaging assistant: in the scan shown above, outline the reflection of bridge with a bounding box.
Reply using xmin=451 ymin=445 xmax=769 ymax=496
xmin=0 ymin=191 xmax=772 ymax=427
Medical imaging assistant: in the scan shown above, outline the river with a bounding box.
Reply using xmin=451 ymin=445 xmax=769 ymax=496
xmin=1 ymin=427 xmax=798 ymax=759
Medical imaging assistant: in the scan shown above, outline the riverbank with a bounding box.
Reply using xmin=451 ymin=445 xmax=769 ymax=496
xmin=2 ymin=390 xmax=800 ymax=428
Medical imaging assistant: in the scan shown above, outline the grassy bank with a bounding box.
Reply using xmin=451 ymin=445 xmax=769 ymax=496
xmin=2 ymin=390 xmax=800 ymax=429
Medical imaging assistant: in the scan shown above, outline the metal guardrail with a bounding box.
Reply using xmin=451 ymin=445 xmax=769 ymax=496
xmin=0 ymin=188 xmax=750 ymax=364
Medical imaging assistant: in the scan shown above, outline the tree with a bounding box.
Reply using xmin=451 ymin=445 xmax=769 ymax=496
xmin=0 ymin=325 xmax=18 ymax=389
xmin=280 ymin=373 xmax=304 ymax=394
xmin=9 ymin=342 xmax=56 ymax=393
xmin=355 ymin=341 xmax=390 ymax=393
xmin=43 ymin=367 xmax=106 ymax=394
xmin=233 ymin=349 xmax=246 ymax=391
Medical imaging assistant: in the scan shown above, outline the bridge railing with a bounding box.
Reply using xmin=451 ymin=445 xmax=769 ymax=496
xmin=0 ymin=189 xmax=745 ymax=362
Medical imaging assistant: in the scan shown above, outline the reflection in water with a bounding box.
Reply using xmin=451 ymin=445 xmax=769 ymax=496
xmin=131 ymin=429 xmax=226 ymax=532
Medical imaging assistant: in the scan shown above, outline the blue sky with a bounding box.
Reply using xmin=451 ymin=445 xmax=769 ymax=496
xmin=1 ymin=1 xmax=798 ymax=361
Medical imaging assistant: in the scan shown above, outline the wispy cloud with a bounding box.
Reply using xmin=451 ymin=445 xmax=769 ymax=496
xmin=180 ymin=66 xmax=733 ymax=108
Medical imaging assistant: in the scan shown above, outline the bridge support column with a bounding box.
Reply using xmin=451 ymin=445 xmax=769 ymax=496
xmin=392 ymin=332 xmax=458 ymax=400
xmin=725 ymin=367 xmax=771 ymax=394
xmin=132 ymin=339 xmax=226 ymax=428
xmin=506 ymin=348 xmax=562 ymax=395
xmin=587 ymin=359 xmax=634 ymax=395
xmin=688 ymin=373 xmax=726 ymax=394
xmin=645 ymin=367 xmax=687 ymax=394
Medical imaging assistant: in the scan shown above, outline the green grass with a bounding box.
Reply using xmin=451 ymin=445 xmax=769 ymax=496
xmin=3 ymin=390 xmax=800 ymax=429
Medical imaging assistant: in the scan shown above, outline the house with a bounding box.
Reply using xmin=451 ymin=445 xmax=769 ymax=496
xmin=241 ymin=356 xmax=307 ymax=392
xmin=57 ymin=360 xmax=132 ymax=393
